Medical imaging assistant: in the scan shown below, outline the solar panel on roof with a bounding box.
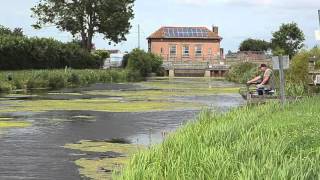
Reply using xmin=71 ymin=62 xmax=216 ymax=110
xmin=162 ymin=27 xmax=211 ymax=38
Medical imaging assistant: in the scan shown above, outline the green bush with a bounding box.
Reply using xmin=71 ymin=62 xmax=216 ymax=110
xmin=127 ymin=49 xmax=163 ymax=77
xmin=121 ymin=54 xmax=130 ymax=68
xmin=67 ymin=73 xmax=81 ymax=86
xmin=226 ymin=62 xmax=258 ymax=83
xmin=92 ymin=50 xmax=110 ymax=68
xmin=286 ymin=50 xmax=309 ymax=84
xmin=48 ymin=74 xmax=67 ymax=89
xmin=0 ymin=81 xmax=13 ymax=92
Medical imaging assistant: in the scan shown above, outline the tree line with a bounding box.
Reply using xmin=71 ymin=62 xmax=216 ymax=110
xmin=0 ymin=25 xmax=103 ymax=70
xmin=239 ymin=22 xmax=305 ymax=58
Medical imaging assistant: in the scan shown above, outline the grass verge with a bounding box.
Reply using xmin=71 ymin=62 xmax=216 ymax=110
xmin=117 ymin=97 xmax=320 ymax=179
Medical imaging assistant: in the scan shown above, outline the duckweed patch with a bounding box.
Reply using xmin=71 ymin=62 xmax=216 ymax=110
xmin=64 ymin=140 xmax=142 ymax=154
xmin=85 ymin=88 xmax=239 ymax=99
xmin=0 ymin=121 xmax=31 ymax=128
xmin=65 ymin=140 xmax=144 ymax=180
xmin=139 ymin=78 xmax=239 ymax=92
xmin=0 ymin=99 xmax=200 ymax=113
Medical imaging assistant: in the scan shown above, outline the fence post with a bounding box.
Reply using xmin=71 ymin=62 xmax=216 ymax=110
xmin=278 ymin=56 xmax=286 ymax=107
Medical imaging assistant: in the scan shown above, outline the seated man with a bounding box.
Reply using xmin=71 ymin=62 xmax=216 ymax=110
xmin=247 ymin=64 xmax=274 ymax=95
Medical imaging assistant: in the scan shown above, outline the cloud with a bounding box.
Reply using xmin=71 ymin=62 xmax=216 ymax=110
xmin=175 ymin=0 xmax=320 ymax=9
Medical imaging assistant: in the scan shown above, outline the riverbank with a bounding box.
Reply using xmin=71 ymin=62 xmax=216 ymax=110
xmin=118 ymin=97 xmax=320 ymax=179
xmin=0 ymin=78 xmax=244 ymax=180
xmin=0 ymin=69 xmax=141 ymax=92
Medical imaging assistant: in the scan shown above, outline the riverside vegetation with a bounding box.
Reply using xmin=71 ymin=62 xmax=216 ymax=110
xmin=0 ymin=69 xmax=142 ymax=92
xmin=226 ymin=47 xmax=320 ymax=96
xmin=118 ymin=97 xmax=320 ymax=179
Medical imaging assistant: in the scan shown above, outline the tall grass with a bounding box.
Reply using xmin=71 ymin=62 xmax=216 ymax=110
xmin=118 ymin=97 xmax=320 ymax=179
xmin=0 ymin=69 xmax=142 ymax=92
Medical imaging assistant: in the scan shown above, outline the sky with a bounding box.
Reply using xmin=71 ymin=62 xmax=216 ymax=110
xmin=0 ymin=0 xmax=320 ymax=52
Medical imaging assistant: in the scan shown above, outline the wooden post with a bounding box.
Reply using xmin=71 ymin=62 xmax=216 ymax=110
xmin=279 ymin=56 xmax=286 ymax=107
xmin=246 ymin=84 xmax=251 ymax=102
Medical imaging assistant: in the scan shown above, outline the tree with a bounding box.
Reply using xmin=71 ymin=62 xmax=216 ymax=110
xmin=31 ymin=0 xmax=135 ymax=51
xmin=271 ymin=22 xmax=305 ymax=58
xmin=239 ymin=38 xmax=270 ymax=52
xmin=0 ymin=25 xmax=23 ymax=36
xmin=0 ymin=25 xmax=12 ymax=36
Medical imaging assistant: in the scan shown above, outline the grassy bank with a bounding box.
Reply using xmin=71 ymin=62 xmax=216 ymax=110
xmin=0 ymin=69 xmax=141 ymax=92
xmin=118 ymin=97 xmax=320 ymax=179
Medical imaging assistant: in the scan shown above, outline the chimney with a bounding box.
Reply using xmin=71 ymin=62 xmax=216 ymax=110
xmin=212 ymin=25 xmax=219 ymax=35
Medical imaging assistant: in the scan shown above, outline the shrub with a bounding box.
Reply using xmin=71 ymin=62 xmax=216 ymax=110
xmin=286 ymin=50 xmax=309 ymax=84
xmin=92 ymin=50 xmax=110 ymax=68
xmin=121 ymin=54 xmax=130 ymax=68
xmin=0 ymin=81 xmax=13 ymax=92
xmin=126 ymin=49 xmax=163 ymax=77
xmin=226 ymin=62 xmax=258 ymax=83
xmin=48 ymin=74 xmax=67 ymax=89
xmin=67 ymin=73 xmax=81 ymax=86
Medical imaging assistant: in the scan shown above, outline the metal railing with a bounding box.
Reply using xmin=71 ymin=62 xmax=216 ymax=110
xmin=159 ymin=54 xmax=222 ymax=64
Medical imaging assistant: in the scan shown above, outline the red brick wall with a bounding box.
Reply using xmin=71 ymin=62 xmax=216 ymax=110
xmin=149 ymin=39 xmax=221 ymax=62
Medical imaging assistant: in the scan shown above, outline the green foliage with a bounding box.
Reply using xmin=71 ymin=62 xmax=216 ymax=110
xmin=31 ymin=0 xmax=135 ymax=51
xmin=121 ymin=54 xmax=130 ymax=68
xmin=316 ymin=61 xmax=320 ymax=70
xmin=286 ymin=50 xmax=309 ymax=84
xmin=48 ymin=74 xmax=67 ymax=89
xmin=239 ymin=38 xmax=270 ymax=52
xmin=0 ymin=69 xmax=141 ymax=93
xmin=309 ymin=47 xmax=320 ymax=70
xmin=127 ymin=49 xmax=163 ymax=77
xmin=118 ymin=98 xmax=320 ymax=179
xmin=148 ymin=53 xmax=163 ymax=74
xmin=92 ymin=50 xmax=110 ymax=60
xmin=67 ymin=73 xmax=81 ymax=86
xmin=0 ymin=35 xmax=100 ymax=70
xmin=0 ymin=25 xmax=23 ymax=36
xmin=92 ymin=50 xmax=110 ymax=68
xmin=285 ymin=82 xmax=305 ymax=97
xmin=0 ymin=81 xmax=13 ymax=92
xmin=271 ymin=22 xmax=305 ymax=58
xmin=225 ymin=62 xmax=258 ymax=83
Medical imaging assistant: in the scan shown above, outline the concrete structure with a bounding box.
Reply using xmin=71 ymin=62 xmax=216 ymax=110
xmin=147 ymin=26 xmax=223 ymax=64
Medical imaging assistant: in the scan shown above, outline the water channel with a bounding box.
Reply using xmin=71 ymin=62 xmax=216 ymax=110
xmin=0 ymin=78 xmax=244 ymax=180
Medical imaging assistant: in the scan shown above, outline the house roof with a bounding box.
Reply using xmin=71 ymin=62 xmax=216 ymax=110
xmin=147 ymin=26 xmax=222 ymax=40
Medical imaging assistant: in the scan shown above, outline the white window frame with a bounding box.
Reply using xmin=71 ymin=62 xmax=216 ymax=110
xmin=169 ymin=45 xmax=177 ymax=57
xmin=195 ymin=45 xmax=202 ymax=57
xmin=182 ymin=45 xmax=190 ymax=57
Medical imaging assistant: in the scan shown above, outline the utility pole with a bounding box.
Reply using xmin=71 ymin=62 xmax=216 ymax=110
xmin=318 ymin=10 xmax=320 ymax=28
xmin=138 ymin=24 xmax=141 ymax=49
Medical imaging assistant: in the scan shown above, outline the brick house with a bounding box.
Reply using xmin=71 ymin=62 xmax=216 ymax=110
xmin=147 ymin=26 xmax=223 ymax=64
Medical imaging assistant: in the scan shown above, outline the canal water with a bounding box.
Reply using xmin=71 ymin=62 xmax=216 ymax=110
xmin=0 ymin=78 xmax=244 ymax=180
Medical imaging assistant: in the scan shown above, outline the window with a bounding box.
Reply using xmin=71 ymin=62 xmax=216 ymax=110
xmin=160 ymin=48 xmax=163 ymax=54
xmin=169 ymin=45 xmax=177 ymax=57
xmin=182 ymin=45 xmax=189 ymax=57
xmin=208 ymin=48 xmax=212 ymax=55
xmin=195 ymin=45 xmax=202 ymax=56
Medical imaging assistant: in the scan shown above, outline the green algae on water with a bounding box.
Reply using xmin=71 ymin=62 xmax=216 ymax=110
xmin=64 ymin=140 xmax=144 ymax=180
xmin=0 ymin=99 xmax=201 ymax=113
xmin=0 ymin=121 xmax=31 ymax=128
